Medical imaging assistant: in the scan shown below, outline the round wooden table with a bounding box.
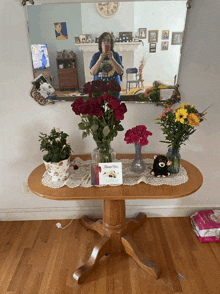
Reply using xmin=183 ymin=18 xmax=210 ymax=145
xmin=28 ymin=154 xmax=203 ymax=284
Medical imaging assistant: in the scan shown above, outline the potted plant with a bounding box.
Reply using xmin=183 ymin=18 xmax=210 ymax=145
xmin=39 ymin=127 xmax=72 ymax=181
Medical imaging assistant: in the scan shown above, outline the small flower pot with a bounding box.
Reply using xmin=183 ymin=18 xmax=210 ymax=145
xmin=43 ymin=157 xmax=71 ymax=181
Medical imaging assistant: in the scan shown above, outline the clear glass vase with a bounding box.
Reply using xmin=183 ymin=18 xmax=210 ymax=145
xmin=131 ymin=143 xmax=146 ymax=173
xmin=92 ymin=140 xmax=116 ymax=163
xmin=166 ymin=147 xmax=181 ymax=174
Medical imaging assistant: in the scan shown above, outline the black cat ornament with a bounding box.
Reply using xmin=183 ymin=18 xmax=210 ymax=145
xmin=150 ymin=155 xmax=172 ymax=177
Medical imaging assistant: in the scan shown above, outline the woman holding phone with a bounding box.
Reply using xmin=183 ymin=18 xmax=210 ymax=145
xmin=90 ymin=32 xmax=123 ymax=98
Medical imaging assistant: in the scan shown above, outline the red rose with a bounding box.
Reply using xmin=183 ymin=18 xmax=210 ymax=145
xmin=99 ymin=84 xmax=110 ymax=94
xmin=83 ymin=82 xmax=96 ymax=96
xmin=97 ymin=95 xmax=104 ymax=105
xmin=102 ymin=93 xmax=112 ymax=102
xmin=92 ymin=80 xmax=105 ymax=88
xmin=108 ymin=80 xmax=121 ymax=93
xmin=113 ymin=103 xmax=127 ymax=120
xmin=108 ymin=97 xmax=120 ymax=110
xmin=83 ymin=99 xmax=103 ymax=118
xmin=71 ymin=97 xmax=84 ymax=115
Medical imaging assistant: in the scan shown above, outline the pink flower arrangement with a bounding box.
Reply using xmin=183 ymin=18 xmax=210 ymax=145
xmin=124 ymin=125 xmax=153 ymax=146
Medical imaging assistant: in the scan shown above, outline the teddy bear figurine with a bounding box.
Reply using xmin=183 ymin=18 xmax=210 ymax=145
xmin=150 ymin=155 xmax=172 ymax=177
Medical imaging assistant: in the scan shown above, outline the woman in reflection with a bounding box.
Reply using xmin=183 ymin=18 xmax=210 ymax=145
xmin=90 ymin=32 xmax=123 ymax=99
xmin=54 ymin=23 xmax=68 ymax=40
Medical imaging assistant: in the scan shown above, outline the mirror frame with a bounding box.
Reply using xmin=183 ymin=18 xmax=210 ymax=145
xmin=22 ymin=0 xmax=192 ymax=106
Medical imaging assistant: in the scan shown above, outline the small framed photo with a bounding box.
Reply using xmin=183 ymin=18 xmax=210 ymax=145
xmin=172 ymin=32 xmax=183 ymax=45
xmin=119 ymin=32 xmax=133 ymax=41
xmin=74 ymin=37 xmax=80 ymax=44
xmin=148 ymin=30 xmax=158 ymax=43
xmin=162 ymin=30 xmax=169 ymax=40
xmin=133 ymin=37 xmax=140 ymax=42
xmin=149 ymin=43 xmax=156 ymax=53
xmin=161 ymin=41 xmax=169 ymax=50
xmin=138 ymin=28 xmax=146 ymax=39
xmin=86 ymin=34 xmax=92 ymax=43
xmin=80 ymin=34 xmax=87 ymax=43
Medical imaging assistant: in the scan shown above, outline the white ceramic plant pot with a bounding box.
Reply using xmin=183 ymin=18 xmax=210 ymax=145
xmin=43 ymin=157 xmax=71 ymax=182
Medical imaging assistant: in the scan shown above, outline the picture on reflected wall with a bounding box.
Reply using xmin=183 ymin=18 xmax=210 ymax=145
xmin=162 ymin=30 xmax=169 ymax=39
xmin=149 ymin=43 xmax=156 ymax=53
xmin=148 ymin=30 xmax=158 ymax=43
xmin=161 ymin=41 xmax=169 ymax=50
xmin=138 ymin=28 xmax=146 ymax=39
xmin=172 ymin=32 xmax=183 ymax=45
xmin=54 ymin=22 xmax=68 ymax=40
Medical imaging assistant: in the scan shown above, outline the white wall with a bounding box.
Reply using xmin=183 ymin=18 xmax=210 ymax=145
xmin=0 ymin=0 xmax=219 ymax=221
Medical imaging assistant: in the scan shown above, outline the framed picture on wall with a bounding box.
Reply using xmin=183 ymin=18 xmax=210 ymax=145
xmin=80 ymin=34 xmax=87 ymax=43
xmin=162 ymin=30 xmax=169 ymax=39
xmin=161 ymin=41 xmax=169 ymax=50
xmin=148 ymin=30 xmax=158 ymax=43
xmin=138 ymin=28 xmax=146 ymax=39
xmin=149 ymin=43 xmax=156 ymax=53
xmin=54 ymin=22 xmax=68 ymax=40
xmin=172 ymin=32 xmax=183 ymax=45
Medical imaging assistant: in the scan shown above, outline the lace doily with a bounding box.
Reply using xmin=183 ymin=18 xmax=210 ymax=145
xmin=42 ymin=157 xmax=188 ymax=189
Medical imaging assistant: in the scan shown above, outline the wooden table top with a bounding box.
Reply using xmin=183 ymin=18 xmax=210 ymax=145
xmin=28 ymin=154 xmax=203 ymax=201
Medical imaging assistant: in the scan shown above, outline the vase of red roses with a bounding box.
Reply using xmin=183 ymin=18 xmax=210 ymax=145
xmin=71 ymin=80 xmax=127 ymax=163
xmin=124 ymin=125 xmax=153 ymax=173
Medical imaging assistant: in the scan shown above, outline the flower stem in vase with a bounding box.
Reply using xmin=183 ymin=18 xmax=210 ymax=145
xmin=131 ymin=143 xmax=146 ymax=173
xmin=92 ymin=140 xmax=116 ymax=163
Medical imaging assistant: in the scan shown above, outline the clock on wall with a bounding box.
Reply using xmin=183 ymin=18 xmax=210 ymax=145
xmin=96 ymin=2 xmax=120 ymax=18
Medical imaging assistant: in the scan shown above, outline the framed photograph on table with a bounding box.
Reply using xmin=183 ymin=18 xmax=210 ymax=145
xmin=162 ymin=30 xmax=169 ymax=39
xmin=138 ymin=28 xmax=146 ymax=39
xmin=148 ymin=30 xmax=158 ymax=43
xmin=149 ymin=43 xmax=156 ymax=53
xmin=172 ymin=32 xmax=183 ymax=45
xmin=161 ymin=41 xmax=169 ymax=50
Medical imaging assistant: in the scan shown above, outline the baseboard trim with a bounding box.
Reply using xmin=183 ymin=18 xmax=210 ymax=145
xmin=0 ymin=205 xmax=219 ymax=221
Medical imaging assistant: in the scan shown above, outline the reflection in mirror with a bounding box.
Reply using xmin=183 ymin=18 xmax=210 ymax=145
xmin=24 ymin=1 xmax=189 ymax=105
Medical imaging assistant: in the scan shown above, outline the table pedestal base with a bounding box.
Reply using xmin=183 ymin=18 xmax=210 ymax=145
xmin=73 ymin=200 xmax=161 ymax=284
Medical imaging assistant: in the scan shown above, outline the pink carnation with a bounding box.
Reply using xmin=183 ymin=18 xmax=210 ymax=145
xmin=124 ymin=125 xmax=152 ymax=146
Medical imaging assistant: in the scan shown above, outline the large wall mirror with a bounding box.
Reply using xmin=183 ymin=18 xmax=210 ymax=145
xmin=23 ymin=0 xmax=191 ymax=105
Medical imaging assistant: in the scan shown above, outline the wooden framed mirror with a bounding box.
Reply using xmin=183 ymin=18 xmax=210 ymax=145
xmin=22 ymin=0 xmax=192 ymax=106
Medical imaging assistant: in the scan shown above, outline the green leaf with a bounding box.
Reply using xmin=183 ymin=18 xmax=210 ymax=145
xmin=78 ymin=122 xmax=87 ymax=130
xmin=103 ymin=126 xmax=110 ymax=137
xmin=91 ymin=124 xmax=99 ymax=132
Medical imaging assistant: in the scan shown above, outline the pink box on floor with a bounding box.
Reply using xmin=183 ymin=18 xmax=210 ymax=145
xmin=190 ymin=210 xmax=220 ymax=243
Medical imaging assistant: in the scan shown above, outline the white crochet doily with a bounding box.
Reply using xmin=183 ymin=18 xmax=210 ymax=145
xmin=42 ymin=157 xmax=188 ymax=189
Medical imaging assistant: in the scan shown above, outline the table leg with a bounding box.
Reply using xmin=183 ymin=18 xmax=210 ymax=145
xmin=73 ymin=199 xmax=160 ymax=283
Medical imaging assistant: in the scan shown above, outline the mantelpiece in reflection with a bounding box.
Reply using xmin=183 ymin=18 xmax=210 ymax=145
xmin=76 ymin=42 xmax=142 ymax=89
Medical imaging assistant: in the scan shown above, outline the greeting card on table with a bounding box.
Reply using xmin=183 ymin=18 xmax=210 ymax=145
xmin=91 ymin=162 xmax=123 ymax=186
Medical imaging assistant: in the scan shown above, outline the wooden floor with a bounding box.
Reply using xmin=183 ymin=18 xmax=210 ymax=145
xmin=0 ymin=217 xmax=219 ymax=294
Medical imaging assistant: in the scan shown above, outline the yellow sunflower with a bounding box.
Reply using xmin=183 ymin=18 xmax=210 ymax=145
xmin=175 ymin=108 xmax=188 ymax=123
xmin=187 ymin=113 xmax=200 ymax=126
xmin=180 ymin=103 xmax=186 ymax=108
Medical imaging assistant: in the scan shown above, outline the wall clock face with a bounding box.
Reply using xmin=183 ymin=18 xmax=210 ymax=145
xmin=96 ymin=2 xmax=120 ymax=18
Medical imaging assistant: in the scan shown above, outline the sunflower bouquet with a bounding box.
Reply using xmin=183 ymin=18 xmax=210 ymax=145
xmin=155 ymin=103 xmax=207 ymax=151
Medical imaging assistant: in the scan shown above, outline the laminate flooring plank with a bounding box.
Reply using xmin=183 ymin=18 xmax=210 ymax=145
xmin=0 ymin=218 xmax=220 ymax=294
